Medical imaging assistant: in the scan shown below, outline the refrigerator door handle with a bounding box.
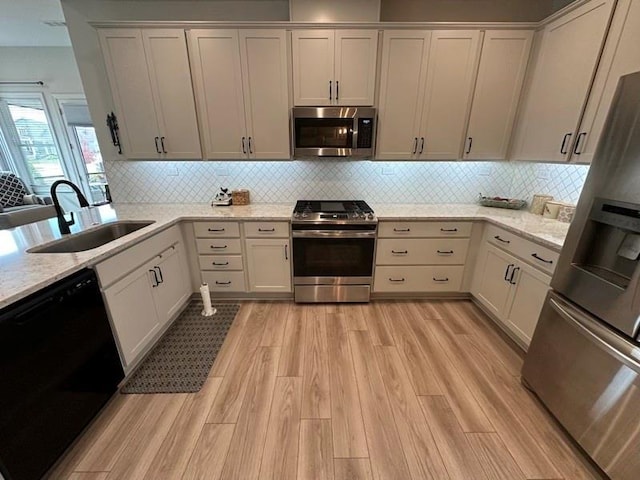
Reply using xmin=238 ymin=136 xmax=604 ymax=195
xmin=549 ymin=297 xmax=640 ymax=373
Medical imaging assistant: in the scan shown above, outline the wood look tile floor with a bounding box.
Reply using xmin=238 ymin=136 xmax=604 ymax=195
xmin=50 ymin=300 xmax=603 ymax=480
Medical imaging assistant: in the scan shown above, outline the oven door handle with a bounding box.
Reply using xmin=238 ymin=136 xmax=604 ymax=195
xmin=292 ymin=230 xmax=377 ymax=238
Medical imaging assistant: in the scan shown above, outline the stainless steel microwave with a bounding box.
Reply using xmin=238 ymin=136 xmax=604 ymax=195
xmin=292 ymin=107 xmax=376 ymax=158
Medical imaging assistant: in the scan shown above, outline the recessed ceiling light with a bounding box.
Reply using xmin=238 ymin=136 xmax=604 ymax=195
xmin=42 ymin=21 xmax=67 ymax=27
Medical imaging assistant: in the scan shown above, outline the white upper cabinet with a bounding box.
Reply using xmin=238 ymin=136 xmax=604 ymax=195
xmin=187 ymin=29 xmax=247 ymax=159
xmin=574 ymin=0 xmax=640 ymax=163
xmin=464 ymin=30 xmax=533 ymax=160
xmin=239 ymin=30 xmax=290 ymax=159
xmin=99 ymin=28 xmax=202 ymax=160
xmin=376 ymin=30 xmax=480 ymax=160
xmin=510 ymin=0 xmax=616 ymax=162
xmin=189 ymin=29 xmax=290 ymax=160
xmin=292 ymin=29 xmax=378 ymax=106
xmin=419 ymin=30 xmax=482 ymax=160
xmin=376 ymin=31 xmax=431 ymax=159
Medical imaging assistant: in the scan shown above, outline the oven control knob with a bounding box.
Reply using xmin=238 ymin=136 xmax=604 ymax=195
xmin=367 ymin=213 xmax=374 ymax=220
xmin=294 ymin=212 xmax=300 ymax=218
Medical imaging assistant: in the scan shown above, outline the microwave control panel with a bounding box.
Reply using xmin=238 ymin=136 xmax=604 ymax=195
xmin=357 ymin=118 xmax=374 ymax=148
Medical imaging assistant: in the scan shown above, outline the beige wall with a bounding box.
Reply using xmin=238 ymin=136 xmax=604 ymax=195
xmin=381 ymin=0 xmax=556 ymax=22
xmin=0 ymin=47 xmax=83 ymax=93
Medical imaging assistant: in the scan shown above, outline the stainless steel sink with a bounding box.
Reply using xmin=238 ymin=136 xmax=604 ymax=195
xmin=28 ymin=221 xmax=156 ymax=253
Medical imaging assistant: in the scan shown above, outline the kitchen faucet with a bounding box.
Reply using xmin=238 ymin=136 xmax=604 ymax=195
xmin=50 ymin=180 xmax=90 ymax=235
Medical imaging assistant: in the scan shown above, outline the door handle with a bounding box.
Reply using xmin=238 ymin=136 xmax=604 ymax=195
xmin=258 ymin=228 xmax=275 ymax=232
xmin=210 ymin=245 xmax=227 ymax=249
xmin=212 ymin=261 xmax=229 ymax=266
xmin=154 ymin=266 xmax=163 ymax=284
xmin=242 ymin=136 xmax=247 ymax=154
xmin=509 ymin=266 xmax=520 ymax=285
xmin=560 ymin=133 xmax=572 ymax=154
xmin=394 ymin=228 xmax=411 ymax=232
xmin=440 ymin=228 xmax=458 ymax=233
xmin=437 ymin=250 xmax=454 ymax=255
xmin=336 ymin=80 xmax=339 ymax=101
xmin=433 ymin=277 xmax=449 ymax=282
xmin=248 ymin=137 xmax=253 ymax=154
xmin=466 ymin=137 xmax=473 ymax=155
xmin=389 ymin=278 xmax=405 ymax=282
xmin=412 ymin=137 xmax=418 ymax=154
xmin=573 ymin=132 xmax=586 ymax=155
xmin=208 ymin=228 xmax=225 ymax=232
xmin=284 ymin=244 xmax=288 ymax=260
xmin=329 ymin=80 xmax=332 ymax=101
xmin=504 ymin=263 xmax=514 ymax=281
xmin=149 ymin=269 xmax=159 ymax=287
xmin=419 ymin=137 xmax=425 ymax=154
xmin=391 ymin=250 xmax=408 ymax=254
xmin=215 ymin=281 xmax=232 ymax=285
xmin=160 ymin=136 xmax=167 ymax=154
xmin=154 ymin=136 xmax=161 ymax=154
xmin=494 ymin=235 xmax=510 ymax=244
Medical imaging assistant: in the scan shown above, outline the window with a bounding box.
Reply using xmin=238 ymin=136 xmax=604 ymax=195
xmin=0 ymin=96 xmax=67 ymax=189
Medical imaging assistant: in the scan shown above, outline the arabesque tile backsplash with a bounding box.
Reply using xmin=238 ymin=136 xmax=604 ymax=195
xmin=105 ymin=160 xmax=589 ymax=205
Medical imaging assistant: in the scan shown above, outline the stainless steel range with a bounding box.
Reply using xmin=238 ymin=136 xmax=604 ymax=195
xmin=292 ymin=200 xmax=377 ymax=303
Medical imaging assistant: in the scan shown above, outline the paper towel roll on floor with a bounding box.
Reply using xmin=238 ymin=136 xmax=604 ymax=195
xmin=200 ymin=283 xmax=216 ymax=316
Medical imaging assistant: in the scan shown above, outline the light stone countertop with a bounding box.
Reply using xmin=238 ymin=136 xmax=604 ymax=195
xmin=0 ymin=202 xmax=569 ymax=309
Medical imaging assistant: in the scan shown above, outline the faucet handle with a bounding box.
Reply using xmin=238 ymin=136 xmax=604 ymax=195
xmin=65 ymin=211 xmax=76 ymax=227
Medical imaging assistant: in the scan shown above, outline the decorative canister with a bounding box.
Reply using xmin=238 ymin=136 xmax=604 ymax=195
xmin=557 ymin=204 xmax=576 ymax=223
xmin=530 ymin=194 xmax=554 ymax=215
xmin=232 ymin=189 xmax=250 ymax=205
xmin=543 ymin=200 xmax=565 ymax=219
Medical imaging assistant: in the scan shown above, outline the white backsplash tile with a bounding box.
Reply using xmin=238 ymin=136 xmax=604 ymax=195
xmin=105 ymin=159 xmax=589 ymax=205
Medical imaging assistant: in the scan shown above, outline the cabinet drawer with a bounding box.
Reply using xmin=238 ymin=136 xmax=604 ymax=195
xmin=196 ymin=238 xmax=242 ymax=254
xmin=374 ymin=266 xmax=464 ymax=292
xmin=244 ymin=222 xmax=290 ymax=238
xmin=376 ymin=239 xmax=469 ymax=265
xmin=193 ymin=222 xmax=240 ymax=238
xmin=486 ymin=225 xmax=559 ymax=275
xmin=378 ymin=221 xmax=472 ymax=238
xmin=198 ymin=255 xmax=243 ymax=271
xmin=202 ymin=271 xmax=246 ymax=292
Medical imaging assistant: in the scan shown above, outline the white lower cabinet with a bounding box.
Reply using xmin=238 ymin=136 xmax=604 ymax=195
xmin=472 ymin=241 xmax=552 ymax=348
xmin=98 ymin=226 xmax=191 ymax=369
xmin=245 ymin=238 xmax=291 ymax=293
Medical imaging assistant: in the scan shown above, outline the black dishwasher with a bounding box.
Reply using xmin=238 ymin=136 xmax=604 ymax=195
xmin=0 ymin=269 xmax=124 ymax=480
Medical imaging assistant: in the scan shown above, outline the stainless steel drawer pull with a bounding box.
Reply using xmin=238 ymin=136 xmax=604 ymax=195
xmin=391 ymin=250 xmax=408 ymax=254
xmin=494 ymin=235 xmax=510 ymax=244
xmin=440 ymin=228 xmax=458 ymax=232
xmin=212 ymin=262 xmax=229 ymax=266
xmin=437 ymin=250 xmax=454 ymax=255
xmin=531 ymin=253 xmax=553 ymax=264
xmin=394 ymin=228 xmax=410 ymax=232
xmin=258 ymin=228 xmax=275 ymax=232
xmin=210 ymin=245 xmax=227 ymax=249
xmin=215 ymin=281 xmax=232 ymax=285
xmin=208 ymin=228 xmax=225 ymax=232
xmin=389 ymin=278 xmax=405 ymax=282
xmin=433 ymin=277 xmax=449 ymax=282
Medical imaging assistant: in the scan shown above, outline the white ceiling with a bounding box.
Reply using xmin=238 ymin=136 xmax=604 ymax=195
xmin=0 ymin=0 xmax=71 ymax=47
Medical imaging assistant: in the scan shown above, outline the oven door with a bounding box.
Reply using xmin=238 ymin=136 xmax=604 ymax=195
xmin=292 ymin=230 xmax=375 ymax=284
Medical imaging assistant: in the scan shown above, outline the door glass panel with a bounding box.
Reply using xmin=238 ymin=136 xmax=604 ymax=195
xmin=72 ymin=126 xmax=107 ymax=203
xmin=295 ymin=118 xmax=353 ymax=148
xmin=293 ymin=238 xmax=375 ymax=277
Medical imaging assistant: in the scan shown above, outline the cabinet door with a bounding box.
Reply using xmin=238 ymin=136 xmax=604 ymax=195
xmin=473 ymin=244 xmax=516 ymax=320
xmin=104 ymin=264 xmax=160 ymax=366
xmin=98 ymin=29 xmax=160 ymax=159
xmin=464 ymin=30 xmax=533 ymax=160
xmin=245 ymin=239 xmax=292 ymax=292
xmin=575 ymin=0 xmax=640 ymax=163
xmin=188 ymin=29 xmax=247 ymax=159
xmin=511 ymin=0 xmax=615 ymax=162
xmin=334 ymin=30 xmax=378 ymax=106
xmin=152 ymin=243 xmax=191 ymax=326
xmin=239 ymin=29 xmax=290 ymax=159
xmin=505 ymin=262 xmax=551 ymax=347
xmin=292 ymin=30 xmax=335 ymax=106
xmin=419 ymin=30 xmax=482 ymax=160
xmin=376 ymin=30 xmax=431 ymax=160
xmin=142 ymin=29 xmax=202 ymax=159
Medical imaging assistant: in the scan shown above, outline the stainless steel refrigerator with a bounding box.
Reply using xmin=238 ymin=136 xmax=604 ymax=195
xmin=523 ymin=71 xmax=640 ymax=480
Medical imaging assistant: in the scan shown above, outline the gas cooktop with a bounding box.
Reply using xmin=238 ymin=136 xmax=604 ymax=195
xmin=292 ymin=200 xmax=377 ymax=224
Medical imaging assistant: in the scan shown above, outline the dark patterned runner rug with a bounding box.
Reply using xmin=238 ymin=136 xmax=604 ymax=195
xmin=121 ymin=302 xmax=239 ymax=394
